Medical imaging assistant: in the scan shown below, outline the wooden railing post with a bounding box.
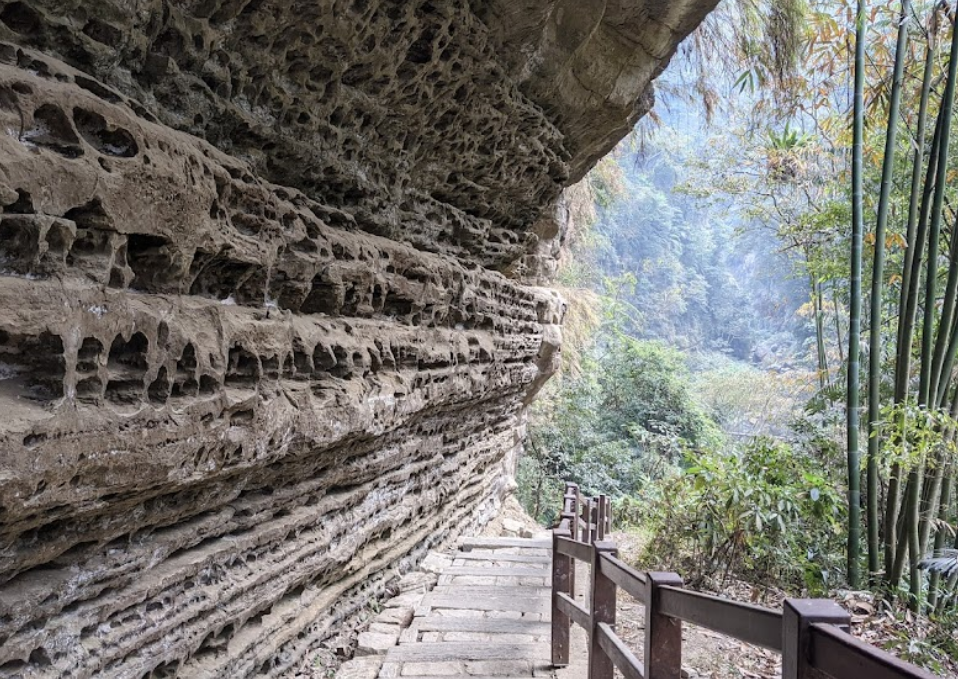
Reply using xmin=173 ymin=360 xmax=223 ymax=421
xmin=597 ymin=494 xmax=608 ymax=541
xmin=644 ymin=572 xmax=683 ymax=679
xmin=551 ymin=524 xmax=572 ymax=666
xmin=782 ymin=599 xmax=850 ymax=679
xmin=559 ymin=482 xmax=579 ymax=598
xmin=589 ymin=541 xmax=617 ymax=679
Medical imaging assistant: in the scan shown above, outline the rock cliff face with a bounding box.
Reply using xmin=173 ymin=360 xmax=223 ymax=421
xmin=0 ymin=1 xmax=714 ymax=676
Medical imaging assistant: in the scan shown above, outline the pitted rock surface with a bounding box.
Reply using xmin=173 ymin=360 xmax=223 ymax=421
xmin=0 ymin=1 xmax=714 ymax=677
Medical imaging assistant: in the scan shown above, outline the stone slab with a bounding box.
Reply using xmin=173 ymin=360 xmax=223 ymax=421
xmin=451 ymin=552 xmax=551 ymax=564
xmin=441 ymin=567 xmax=548 ymax=577
xmin=460 ymin=538 xmax=551 ymax=550
xmin=387 ymin=642 xmax=550 ymax=662
xmin=414 ymin=617 xmax=550 ymax=636
xmin=423 ymin=594 xmax=549 ymax=614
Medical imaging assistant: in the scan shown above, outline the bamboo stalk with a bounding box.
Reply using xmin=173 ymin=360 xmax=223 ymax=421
xmin=885 ymin=64 xmax=948 ymax=580
xmin=868 ymin=0 xmax=911 ymax=580
xmin=847 ymin=0 xmax=868 ymax=589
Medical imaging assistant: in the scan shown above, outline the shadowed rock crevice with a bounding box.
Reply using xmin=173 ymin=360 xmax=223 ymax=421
xmin=0 ymin=0 xmax=715 ymax=674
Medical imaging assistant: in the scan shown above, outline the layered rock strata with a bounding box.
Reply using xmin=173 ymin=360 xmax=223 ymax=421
xmin=0 ymin=1 xmax=715 ymax=676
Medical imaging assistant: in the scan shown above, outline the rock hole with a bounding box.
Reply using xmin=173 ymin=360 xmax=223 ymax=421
xmin=45 ymin=219 xmax=74 ymax=255
xmin=261 ymin=355 xmax=279 ymax=379
xmin=225 ymin=346 xmax=259 ymax=388
xmin=198 ymin=374 xmax=217 ymax=395
xmin=105 ymin=332 xmax=149 ymax=405
xmin=82 ymin=18 xmax=123 ymax=46
xmin=64 ymin=199 xmax=114 ymax=278
xmin=189 ymin=250 xmax=256 ymax=301
xmin=0 ymin=2 xmax=40 ymax=35
xmin=147 ymin=366 xmax=170 ymax=405
xmin=300 ymin=275 xmax=339 ymax=315
xmin=126 ymin=233 xmax=174 ymax=292
xmin=73 ymin=107 xmax=138 ymax=157
xmin=0 ymin=330 xmax=65 ymax=401
xmin=3 ymin=189 xmax=33 ymax=214
xmin=22 ymin=432 xmax=45 ymax=447
xmin=76 ymin=337 xmax=103 ymax=372
xmin=0 ymin=215 xmax=42 ymax=273
xmin=24 ymin=103 xmax=84 ymax=158
xmin=76 ymin=375 xmax=103 ymax=402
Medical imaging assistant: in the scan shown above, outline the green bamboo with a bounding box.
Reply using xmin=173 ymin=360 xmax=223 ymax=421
xmin=930 ymin=215 xmax=958 ymax=405
xmin=934 ymin=220 xmax=958 ymax=407
xmin=906 ymin=13 xmax=958 ymax=605
xmin=868 ymin=0 xmax=911 ymax=581
xmin=919 ymin=17 xmax=958 ymax=410
xmin=886 ymin=70 xmax=948 ymax=580
xmin=847 ymin=0 xmax=867 ymax=590
xmin=897 ymin=40 xmax=937 ymax=357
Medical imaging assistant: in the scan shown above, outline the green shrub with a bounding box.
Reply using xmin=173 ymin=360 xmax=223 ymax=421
xmin=639 ymin=437 xmax=845 ymax=594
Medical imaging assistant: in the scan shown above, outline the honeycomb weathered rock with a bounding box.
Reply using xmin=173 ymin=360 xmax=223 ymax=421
xmin=0 ymin=1 xmax=716 ymax=676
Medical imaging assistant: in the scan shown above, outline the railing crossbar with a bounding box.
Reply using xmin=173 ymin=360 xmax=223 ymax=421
xmin=556 ymin=591 xmax=590 ymax=631
xmin=596 ymin=622 xmax=644 ymax=679
xmin=598 ymin=553 xmax=646 ymax=603
xmin=554 ymin=535 xmax=592 ymax=562
xmin=658 ymin=585 xmax=783 ymax=652
xmin=809 ymin=623 xmax=939 ymax=679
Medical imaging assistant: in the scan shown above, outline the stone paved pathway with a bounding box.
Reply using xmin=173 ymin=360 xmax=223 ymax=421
xmin=377 ymin=536 xmax=555 ymax=679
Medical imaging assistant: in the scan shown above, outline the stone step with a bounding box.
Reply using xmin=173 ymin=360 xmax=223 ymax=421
xmin=423 ymin=593 xmax=549 ymax=614
xmin=386 ymin=642 xmax=550 ymax=662
xmin=429 ymin=585 xmax=550 ymax=596
xmin=451 ymin=552 xmax=550 ymax=564
xmin=414 ymin=617 xmax=550 ymax=636
xmin=460 ymin=537 xmax=551 ymax=551
xmin=442 ymin=566 xmax=548 ymax=577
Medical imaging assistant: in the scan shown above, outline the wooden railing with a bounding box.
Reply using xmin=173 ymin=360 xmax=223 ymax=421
xmin=550 ymin=482 xmax=940 ymax=679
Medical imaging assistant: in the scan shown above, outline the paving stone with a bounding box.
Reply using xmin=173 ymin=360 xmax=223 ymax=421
xmin=421 ymin=552 xmax=454 ymax=574
xmin=435 ymin=609 xmax=484 ymax=618
xmin=398 ymin=571 xmax=439 ymax=592
xmin=357 ymin=631 xmax=399 ymax=655
xmin=452 ymin=552 xmax=550 ymax=564
xmin=415 ymin=617 xmax=550 ymax=636
xmin=370 ymin=622 xmax=401 ymax=635
xmin=463 ymin=660 xmax=537 ymax=675
xmin=442 ymin=567 xmax=548 ymax=577
xmin=337 ymin=656 xmax=384 ymax=679
xmin=376 ymin=606 xmax=415 ymax=626
xmin=385 ymin=592 xmax=425 ymax=609
xmin=389 ymin=643 xmax=548 ymax=662
xmin=378 ymin=662 xmax=402 ymax=678
xmin=460 ymin=537 xmax=551 ymax=550
xmin=400 ymin=661 xmax=462 ymax=676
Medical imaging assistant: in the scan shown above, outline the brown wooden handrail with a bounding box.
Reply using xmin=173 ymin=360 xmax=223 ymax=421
xmin=658 ymin=585 xmax=783 ymax=651
xmin=550 ymin=481 xmax=945 ymax=679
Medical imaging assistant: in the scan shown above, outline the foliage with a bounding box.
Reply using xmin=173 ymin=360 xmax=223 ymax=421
xmin=521 ymin=334 xmax=721 ymax=524
xmin=639 ymin=438 xmax=846 ymax=594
